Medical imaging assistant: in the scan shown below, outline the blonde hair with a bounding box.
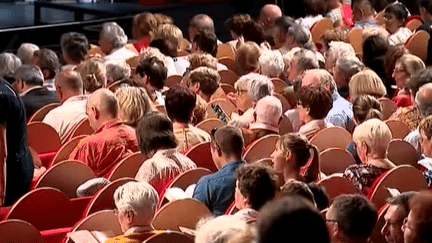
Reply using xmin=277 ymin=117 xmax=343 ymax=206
xmin=188 ymin=53 xmax=218 ymax=71
xmin=79 ymin=58 xmax=107 ymax=92
xmin=132 ymin=12 xmax=157 ymax=40
xmin=396 ymin=54 xmax=425 ymax=79
xmin=153 ymin=13 xmax=173 ymax=26
xmin=235 ymin=41 xmax=261 ymax=76
xmin=352 ymin=118 xmax=392 ymax=153
xmin=155 ymin=24 xmax=183 ymax=50
xmin=349 ymin=69 xmax=387 ymax=99
xmin=115 ymin=86 xmax=153 ymax=127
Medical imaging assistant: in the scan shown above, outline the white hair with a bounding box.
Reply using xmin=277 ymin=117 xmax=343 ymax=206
xmin=101 ymin=22 xmax=128 ymax=49
xmin=235 ymin=73 xmax=274 ymax=102
xmin=195 ymin=216 xmax=249 ymax=243
xmin=352 ymin=118 xmax=392 ymax=153
xmin=106 ymin=60 xmax=131 ymax=82
xmin=259 ymin=50 xmax=285 ymax=78
xmin=17 ymin=43 xmax=39 ymax=64
xmin=336 ymin=56 xmax=363 ymax=79
xmin=255 ymin=95 xmax=282 ymax=128
xmin=114 ymin=181 xmax=159 ymax=217
xmin=326 ymin=41 xmax=355 ymax=70
xmin=0 ymin=53 xmax=21 ymax=78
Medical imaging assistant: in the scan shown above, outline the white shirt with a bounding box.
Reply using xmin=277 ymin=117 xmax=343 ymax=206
xmin=388 ymin=27 xmax=412 ymax=46
xmin=104 ymin=46 xmax=137 ymax=63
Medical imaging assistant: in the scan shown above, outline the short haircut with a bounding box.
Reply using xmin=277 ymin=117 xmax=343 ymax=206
xmin=255 ymin=95 xmax=282 ymax=128
xmin=55 ymin=70 xmax=83 ymax=91
xmin=349 ymin=69 xmax=387 ymax=99
xmin=257 ymin=196 xmax=330 ymax=243
xmin=384 ymin=2 xmax=409 ymax=23
xmin=132 ymin=12 xmax=157 ymax=40
xmin=101 ymin=22 xmax=128 ymax=49
xmin=352 ymin=95 xmax=382 ymax=124
xmin=396 ymin=54 xmax=426 ymax=80
xmin=14 ymin=64 xmax=44 ymax=87
xmin=195 ymin=215 xmax=248 ymax=243
xmin=115 ymin=86 xmax=152 ymax=127
xmin=387 ymin=191 xmax=418 ymax=218
xmin=330 ymin=194 xmax=377 ymax=239
xmin=188 ymin=53 xmax=218 ymax=71
xmin=353 ymin=0 xmax=375 ymax=16
xmin=234 ymin=163 xmax=278 ymax=210
xmin=241 ymin=20 xmax=266 ymax=45
xmin=165 ymin=85 xmax=197 ymax=123
xmin=415 ymin=83 xmax=432 ymax=117
xmin=326 ymin=41 xmax=356 ymax=70
xmin=135 ymin=112 xmax=178 ymax=156
xmin=280 ymin=180 xmax=316 ymax=206
xmin=79 ymin=58 xmax=107 ymax=92
xmin=319 ymin=28 xmax=348 ymax=51
xmin=225 ymin=13 xmax=252 ymax=36
xmin=193 ymin=30 xmax=218 ymax=57
xmin=0 ymin=52 xmax=21 ymax=81
xmin=408 ymin=191 xmax=432 ymax=243
xmin=211 ymin=125 xmax=244 ymax=158
xmin=293 ymin=48 xmax=319 ymax=71
xmin=17 ymin=43 xmax=39 ymax=64
xmin=362 ymin=35 xmax=389 ymax=71
xmin=91 ymin=88 xmax=119 ymax=118
xmin=235 ymin=41 xmax=261 ymax=76
xmin=33 ymin=48 xmax=60 ymax=79
xmin=298 ymin=86 xmax=333 ymax=119
xmin=189 ymin=14 xmax=215 ymax=33
xmin=237 ymin=73 xmax=274 ymax=102
xmin=259 ymin=50 xmax=285 ymax=78
xmin=274 ymin=16 xmax=295 ymax=33
xmin=302 ymin=68 xmax=337 ymax=93
xmin=155 ymin=24 xmax=183 ymax=50
xmin=352 ymin=118 xmax=392 ymax=152
xmin=153 ymin=13 xmax=173 ymax=26
xmin=149 ymin=38 xmax=177 ymax=57
xmin=114 ymin=181 xmax=159 ymax=216
xmin=407 ymin=67 xmax=432 ymax=97
xmin=60 ymin=32 xmax=89 ymax=63
xmin=188 ymin=66 xmax=220 ymax=96
xmin=136 ymin=56 xmax=167 ymax=90
xmin=287 ymin=24 xmax=314 ymax=50
xmin=105 ymin=60 xmax=131 ymax=84
xmin=336 ymin=56 xmax=364 ymax=84
xmin=419 ymin=115 xmax=432 ymax=140
xmin=307 ymin=182 xmax=329 ymax=211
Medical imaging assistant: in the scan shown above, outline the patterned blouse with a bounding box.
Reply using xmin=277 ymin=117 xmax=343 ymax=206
xmin=343 ymin=164 xmax=389 ymax=195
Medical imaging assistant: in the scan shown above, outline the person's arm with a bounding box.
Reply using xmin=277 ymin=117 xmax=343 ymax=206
xmin=0 ymin=124 xmax=7 ymax=206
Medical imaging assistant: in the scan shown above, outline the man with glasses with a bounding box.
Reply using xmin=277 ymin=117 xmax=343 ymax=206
xmin=192 ymin=125 xmax=245 ymax=216
xmin=402 ymin=191 xmax=432 ymax=243
xmin=326 ymin=194 xmax=377 ymax=243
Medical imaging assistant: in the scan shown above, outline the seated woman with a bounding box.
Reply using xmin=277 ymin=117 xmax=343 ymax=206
xmin=114 ymin=85 xmax=153 ymax=128
xmin=349 ymin=69 xmax=387 ymax=100
xmin=297 ymin=86 xmax=333 ymax=139
xmin=270 ymin=133 xmax=320 ymax=184
xmin=343 ymin=118 xmax=396 ymax=195
xmin=132 ymin=12 xmax=157 ymax=53
xmin=392 ymin=54 xmax=425 ymax=107
xmin=135 ymin=112 xmax=197 ymax=194
xmin=384 ymin=2 xmax=412 ymax=46
xmin=78 ymin=58 xmax=107 ymax=93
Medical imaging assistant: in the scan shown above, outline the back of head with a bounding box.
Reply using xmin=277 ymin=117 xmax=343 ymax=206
xmin=56 ymin=70 xmax=84 ymax=92
xmin=387 ymin=191 xmax=418 ymax=219
xmin=293 ymin=48 xmax=320 ymax=72
xmin=320 ymin=28 xmax=348 ymax=51
xmin=155 ymin=24 xmax=183 ymax=51
xmin=254 ymin=95 xmax=282 ymax=128
xmin=193 ymin=30 xmax=218 ymax=57
xmin=136 ymin=112 xmax=177 ymax=157
xmin=257 ymin=196 xmax=330 ymax=243
xmin=101 ymin=22 xmax=128 ymax=49
xmin=307 ymin=182 xmax=329 ymax=211
xmin=408 ymin=191 xmax=432 ymax=243
xmin=235 ymin=41 xmax=261 ymax=76
xmin=0 ymin=52 xmax=22 ymax=82
xmin=79 ymin=58 xmax=107 ymax=93
xmin=89 ymin=88 xmax=119 ymax=119
xmin=335 ymin=56 xmax=364 ymax=84
xmin=188 ymin=53 xmax=218 ymax=71
xmin=241 ymin=20 xmax=266 ymax=45
xmin=352 ymin=95 xmax=383 ymax=124
xmin=136 ymin=56 xmax=168 ymax=90
xmin=150 ymin=38 xmax=177 ymax=57
xmin=195 ymin=215 xmax=249 ymax=243
xmin=397 ymin=54 xmax=426 ymax=79
xmin=288 ymin=24 xmax=314 ymax=50
xmin=188 ymin=66 xmax=220 ymax=96
xmin=234 ymin=163 xmax=278 ymax=211
xmin=189 ymin=14 xmax=215 ymax=33
xmin=326 ymin=41 xmax=355 ymax=72
xmin=353 ymin=0 xmax=376 ymax=17
xmin=352 ymin=118 xmax=392 ymax=151
xmin=153 ymin=13 xmax=173 ymax=26
xmin=165 ymin=85 xmax=197 ymax=123
xmin=17 ymin=43 xmax=39 ymax=64
xmin=14 ymin=64 xmax=44 ymax=87
xmin=280 ymin=180 xmax=316 ymax=206
xmin=60 ymin=32 xmax=89 ymax=64
xmin=415 ymin=83 xmax=432 ymax=117
xmin=115 ymin=85 xmax=152 ymax=127
xmin=419 ymin=115 xmax=432 ymax=141
xmin=349 ymin=69 xmax=387 ymax=99
xmin=258 ymin=4 xmax=283 ymax=28
xmin=329 ymin=194 xmax=377 ymax=241
xmin=420 ymin=0 xmax=432 ymax=15
xmin=225 ymin=13 xmax=252 ymax=37
xmin=132 ymin=12 xmax=157 ymax=40
xmin=259 ymin=50 xmax=285 ymax=78
xmin=105 ymin=60 xmax=131 ymax=84
xmin=302 ymin=68 xmax=337 ymax=93
xmin=211 ymin=125 xmax=244 ymax=159
xmin=362 ymin=35 xmax=389 ymax=65
xmin=33 ymin=48 xmax=61 ymax=79
xmin=407 ymin=67 xmax=432 ymax=98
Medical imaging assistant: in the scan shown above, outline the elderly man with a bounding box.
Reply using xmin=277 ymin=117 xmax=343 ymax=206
xmin=402 ymin=191 xmax=432 ymax=243
xmin=325 ymin=41 xmax=356 ymax=75
xmin=17 ymin=43 xmax=39 ymax=65
xmin=43 ymin=70 xmax=87 ymax=143
xmin=258 ymin=4 xmax=283 ymax=46
xmin=30 ymin=48 xmax=61 ymax=92
xmin=242 ymin=96 xmax=282 ymax=146
xmin=99 ymin=22 xmax=137 ymax=63
xmin=70 ymin=89 xmax=138 ymax=178
xmin=285 ymin=48 xmax=319 ymax=84
xmin=333 ymin=56 xmax=364 ymax=99
xmin=60 ymin=32 xmax=89 ymax=70
xmin=105 ymin=181 xmax=159 ymax=243
xmin=326 ymin=194 xmax=377 ymax=243
xmin=13 ymin=64 xmax=59 ymax=120
xmin=281 ymin=24 xmax=314 ymax=54
xmin=381 ymin=192 xmax=418 ymax=243
xmin=188 ymin=14 xmax=216 ymax=45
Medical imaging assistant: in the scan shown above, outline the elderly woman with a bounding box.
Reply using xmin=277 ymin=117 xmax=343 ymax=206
xmin=99 ymin=22 xmax=137 ymax=62
xmin=349 ymin=69 xmax=387 ymax=100
xmin=259 ymin=50 xmax=285 ymax=78
xmin=235 ymin=41 xmax=261 ymax=76
xmin=333 ymin=56 xmax=364 ymax=99
xmin=228 ymin=73 xmax=274 ymax=128
xmin=384 ymin=2 xmax=412 ymax=46
xmin=344 ymin=118 xmax=396 ymax=195
xmin=325 ymin=41 xmax=356 ymax=75
xmin=297 ymin=86 xmax=333 ymax=139
xmin=135 ymin=112 xmax=196 ymax=194
xmin=78 ymin=58 xmax=107 ymax=93
xmin=105 ymin=181 xmax=159 ymax=243
xmin=114 ymin=86 xmax=153 ymax=128
xmin=0 ymin=53 xmax=21 ymax=83
xmin=392 ymin=54 xmax=425 ymax=107
xmin=105 ymin=60 xmax=131 ymax=86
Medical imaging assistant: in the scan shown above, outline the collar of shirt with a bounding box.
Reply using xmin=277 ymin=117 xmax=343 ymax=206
xmin=94 ymin=117 xmax=125 ymax=134
xmin=124 ymin=225 xmax=154 ymax=235
xmin=249 ymin=122 xmax=279 ymax=133
xmin=20 ymin=86 xmax=42 ymax=97
xmin=63 ymin=94 xmax=88 ymax=104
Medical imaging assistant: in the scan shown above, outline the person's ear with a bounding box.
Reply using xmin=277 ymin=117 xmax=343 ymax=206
xmin=42 ymin=69 xmax=51 ymax=80
xmin=285 ymin=150 xmax=293 ymax=162
xmin=93 ymin=106 xmax=101 ymax=120
xmin=125 ymin=211 xmax=135 ymax=225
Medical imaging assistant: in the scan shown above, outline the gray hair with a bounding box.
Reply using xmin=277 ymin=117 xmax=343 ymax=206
xmin=114 ymin=181 xmax=159 ymax=216
xmin=415 ymin=83 xmax=432 ymax=117
xmin=259 ymin=50 xmax=285 ymax=78
xmin=0 ymin=53 xmax=21 ymax=79
xmin=195 ymin=216 xmax=249 ymax=243
xmin=336 ymin=56 xmax=364 ymax=83
xmin=294 ymin=48 xmax=319 ymax=71
xmin=189 ymin=14 xmax=215 ymax=32
xmin=288 ymin=24 xmax=314 ymax=50
xmin=106 ymin=60 xmax=131 ymax=83
xmin=326 ymin=41 xmax=355 ymax=70
xmin=17 ymin=43 xmax=39 ymax=64
xmin=101 ymin=22 xmax=128 ymax=49
xmin=255 ymin=95 xmax=282 ymax=128
xmin=14 ymin=64 xmax=44 ymax=87
xmin=236 ymin=73 xmax=274 ymax=102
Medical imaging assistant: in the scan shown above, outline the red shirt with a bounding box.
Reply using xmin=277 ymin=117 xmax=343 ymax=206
xmin=70 ymin=118 xmax=139 ymax=177
xmin=133 ymin=36 xmax=151 ymax=53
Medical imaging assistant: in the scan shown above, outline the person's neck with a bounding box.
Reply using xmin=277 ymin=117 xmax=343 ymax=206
xmin=218 ymin=155 xmax=242 ymax=168
xmin=173 ymin=121 xmax=190 ymax=130
xmin=283 ymin=167 xmax=302 ymax=183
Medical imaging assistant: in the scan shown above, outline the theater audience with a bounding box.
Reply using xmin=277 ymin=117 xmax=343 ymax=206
xmin=257 ymin=4 xmax=283 ymax=46
xmin=417 ymin=116 xmax=432 ymax=187
xmin=192 ymin=30 xmax=218 ymax=58
xmin=13 ymin=64 xmax=59 ymax=120
xmin=362 ymin=35 xmax=389 ymax=79
xmin=307 ymin=182 xmax=329 ymax=210
xmin=280 ymin=24 xmax=315 ymax=55
xmin=280 ymin=179 xmax=316 ymax=206
xmin=105 ymin=181 xmax=159 ymax=243
xmin=43 ymin=70 xmax=88 ymax=143
xmin=188 ymin=53 xmax=218 ymax=71
xmin=225 ymin=13 xmax=252 ymax=50
xmin=0 ymin=52 xmax=21 ymax=84
xmin=165 ymin=86 xmax=211 ymax=153
xmin=185 ymin=66 xmax=220 ymax=102
xmin=242 ymin=96 xmax=282 ymax=146
xmin=235 ymin=41 xmax=261 ymax=76
xmin=188 ymin=14 xmax=216 ymax=45
xmin=271 ymin=133 xmax=320 ymax=183
xmin=384 ymin=2 xmax=412 ymax=46
xmin=285 ymin=48 xmax=319 ymax=84
xmin=402 ymin=191 xmax=432 ymax=243
xmin=273 ymin=16 xmax=295 ymax=49
xmin=349 ymin=69 xmax=387 ymax=100
xmin=16 ymin=42 xmax=39 ymax=64
xmin=193 ymin=125 xmax=244 ymax=216
xmin=344 ymin=118 xmax=396 ymax=194
xmin=325 ymin=41 xmax=356 ymax=75
xmin=135 ymin=112 xmax=196 ymax=194
xmin=31 ymin=48 xmax=61 ymax=92
xmin=114 ymin=86 xmax=153 ymax=128
xmin=99 ymin=22 xmax=137 ymax=62
xmin=132 ymin=12 xmax=157 ymax=53
xmin=134 ymin=55 xmax=167 ymax=106
xmin=60 ymin=32 xmax=89 ymax=70
xmin=257 ymin=196 xmax=330 ymax=243
xmin=105 ymin=60 xmax=131 ymax=86
xmin=78 ymin=58 xmax=107 ymax=93
xmin=382 ymin=192 xmax=418 ymax=243
xmin=326 ymin=194 xmax=377 ymax=243
xmin=333 ymin=56 xmax=364 ymax=99
xmin=0 ymin=78 xmax=33 ymax=206
xmin=195 ymin=215 xmax=253 ymax=243
xmin=352 ymin=0 xmax=380 ymax=28
xmin=259 ymin=50 xmax=284 ymax=79
xmin=155 ymin=24 xmax=188 ymax=74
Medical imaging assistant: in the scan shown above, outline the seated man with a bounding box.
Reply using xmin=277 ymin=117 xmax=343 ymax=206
xmin=30 ymin=48 xmax=61 ymax=92
xmin=135 ymin=55 xmax=167 ymax=106
xmin=165 ymin=86 xmax=211 ymax=153
xmin=242 ymin=95 xmax=282 ymax=146
xmin=382 ymin=192 xmax=418 ymax=243
xmin=326 ymin=194 xmax=377 ymax=243
xmin=193 ymin=125 xmax=245 ymax=216
xmin=60 ymin=32 xmax=89 ymax=71
xmin=403 ymin=191 xmax=432 ymax=243
xmin=13 ymin=64 xmax=59 ymax=120
xmin=70 ymin=89 xmax=139 ymax=177
xmin=333 ymin=56 xmax=363 ymax=99
xmin=352 ymin=0 xmax=380 ymax=28
xmin=105 ymin=181 xmax=159 ymax=243
xmin=284 ymin=48 xmax=319 ymax=85
xmin=43 ymin=70 xmax=88 ymax=143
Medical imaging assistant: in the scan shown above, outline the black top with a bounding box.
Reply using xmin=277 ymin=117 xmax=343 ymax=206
xmin=22 ymin=86 xmax=59 ymax=120
xmin=0 ymin=79 xmax=34 ymax=206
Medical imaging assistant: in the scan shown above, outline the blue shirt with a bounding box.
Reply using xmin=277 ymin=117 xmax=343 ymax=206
xmin=192 ymin=160 xmax=244 ymax=216
xmin=325 ymin=91 xmax=356 ymax=133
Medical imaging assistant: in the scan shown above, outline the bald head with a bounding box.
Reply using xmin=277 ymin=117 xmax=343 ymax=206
xmin=254 ymin=95 xmax=282 ymax=130
xmin=88 ymin=88 xmax=119 ymax=119
xmin=55 ymin=70 xmax=83 ymax=103
xmin=302 ymin=69 xmax=336 ymax=93
xmin=258 ymin=4 xmax=283 ymax=28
